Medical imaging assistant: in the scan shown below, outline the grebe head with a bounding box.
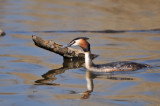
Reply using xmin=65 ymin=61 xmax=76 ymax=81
xmin=64 ymin=37 xmax=90 ymax=52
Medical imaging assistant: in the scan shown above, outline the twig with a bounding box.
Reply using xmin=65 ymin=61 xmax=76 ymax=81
xmin=32 ymin=35 xmax=98 ymax=59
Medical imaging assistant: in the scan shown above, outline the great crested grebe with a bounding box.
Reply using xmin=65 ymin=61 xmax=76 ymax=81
xmin=64 ymin=37 xmax=150 ymax=72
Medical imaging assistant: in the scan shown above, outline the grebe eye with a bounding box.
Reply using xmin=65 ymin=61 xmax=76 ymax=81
xmin=72 ymin=41 xmax=75 ymax=44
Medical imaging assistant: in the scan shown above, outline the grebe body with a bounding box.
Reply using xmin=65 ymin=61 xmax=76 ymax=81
xmin=64 ymin=37 xmax=149 ymax=72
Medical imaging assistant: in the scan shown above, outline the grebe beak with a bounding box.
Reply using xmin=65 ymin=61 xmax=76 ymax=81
xmin=62 ymin=40 xmax=76 ymax=48
xmin=62 ymin=43 xmax=73 ymax=48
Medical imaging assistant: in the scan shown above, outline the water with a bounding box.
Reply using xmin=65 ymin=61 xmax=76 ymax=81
xmin=0 ymin=0 xmax=160 ymax=106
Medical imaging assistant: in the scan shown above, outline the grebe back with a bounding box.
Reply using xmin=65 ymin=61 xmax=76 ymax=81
xmin=64 ymin=37 xmax=150 ymax=72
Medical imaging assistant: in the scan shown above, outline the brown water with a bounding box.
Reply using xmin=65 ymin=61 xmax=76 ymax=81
xmin=0 ymin=0 xmax=160 ymax=106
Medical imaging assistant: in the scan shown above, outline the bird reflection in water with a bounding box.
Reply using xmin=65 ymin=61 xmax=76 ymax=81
xmin=80 ymin=71 xmax=134 ymax=99
xmin=80 ymin=71 xmax=94 ymax=99
xmin=35 ymin=58 xmax=135 ymax=99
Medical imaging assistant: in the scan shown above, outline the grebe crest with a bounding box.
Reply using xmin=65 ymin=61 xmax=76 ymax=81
xmin=64 ymin=37 xmax=150 ymax=72
xmin=67 ymin=37 xmax=90 ymax=52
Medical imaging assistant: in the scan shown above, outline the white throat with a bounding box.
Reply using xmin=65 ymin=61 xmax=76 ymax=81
xmin=85 ymin=52 xmax=93 ymax=69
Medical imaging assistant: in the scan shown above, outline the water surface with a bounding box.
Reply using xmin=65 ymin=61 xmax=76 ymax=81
xmin=0 ymin=0 xmax=160 ymax=106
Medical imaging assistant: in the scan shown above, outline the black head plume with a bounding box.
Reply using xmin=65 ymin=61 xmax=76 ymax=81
xmin=70 ymin=37 xmax=89 ymax=43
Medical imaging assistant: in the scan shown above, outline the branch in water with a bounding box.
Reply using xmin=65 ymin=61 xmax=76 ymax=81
xmin=32 ymin=35 xmax=98 ymax=59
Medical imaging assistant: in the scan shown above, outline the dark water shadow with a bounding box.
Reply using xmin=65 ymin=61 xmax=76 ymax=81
xmin=35 ymin=58 xmax=138 ymax=100
xmin=33 ymin=28 xmax=160 ymax=34
xmin=9 ymin=28 xmax=160 ymax=34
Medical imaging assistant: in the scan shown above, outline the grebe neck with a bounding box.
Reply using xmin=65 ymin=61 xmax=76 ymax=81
xmin=83 ymin=42 xmax=94 ymax=69
xmin=85 ymin=51 xmax=93 ymax=69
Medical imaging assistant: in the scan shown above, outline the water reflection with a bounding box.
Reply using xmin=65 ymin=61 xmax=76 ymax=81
xmin=81 ymin=71 xmax=136 ymax=99
xmin=35 ymin=58 xmax=136 ymax=99
xmin=35 ymin=58 xmax=84 ymax=85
